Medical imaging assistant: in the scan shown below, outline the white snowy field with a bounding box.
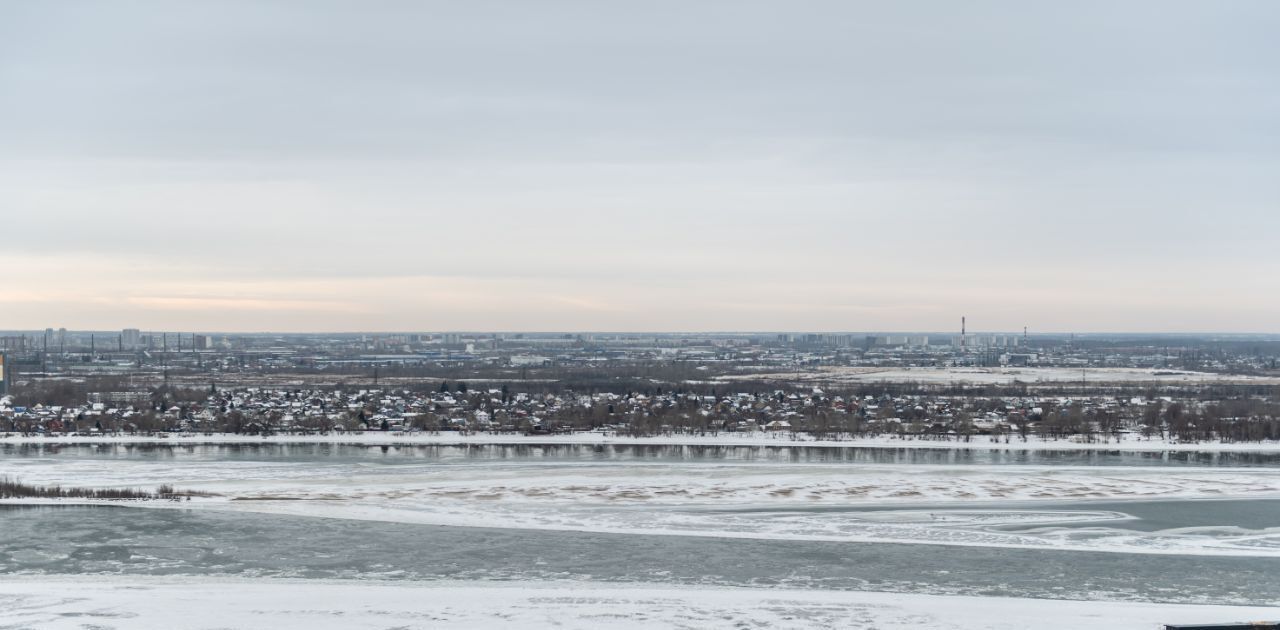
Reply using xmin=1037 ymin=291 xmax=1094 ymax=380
xmin=7 ymin=454 xmax=1280 ymax=556
xmin=5 ymin=430 xmax=1280 ymax=451
xmin=1 ymin=577 xmax=1276 ymax=630
xmin=719 ymin=365 xmax=1280 ymax=386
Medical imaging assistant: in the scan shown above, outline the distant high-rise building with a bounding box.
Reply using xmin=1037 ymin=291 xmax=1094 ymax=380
xmin=122 ymin=329 xmax=141 ymax=350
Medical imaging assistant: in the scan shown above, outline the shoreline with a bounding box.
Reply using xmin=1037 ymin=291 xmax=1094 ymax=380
xmin=5 ymin=430 xmax=1280 ymax=452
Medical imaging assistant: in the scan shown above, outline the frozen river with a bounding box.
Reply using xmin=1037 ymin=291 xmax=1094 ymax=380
xmin=2 ymin=442 xmax=1279 ymax=627
xmin=3 ymin=500 xmax=1280 ymax=605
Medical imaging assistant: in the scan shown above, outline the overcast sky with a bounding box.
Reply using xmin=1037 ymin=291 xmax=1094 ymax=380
xmin=2 ymin=1 xmax=1277 ymax=332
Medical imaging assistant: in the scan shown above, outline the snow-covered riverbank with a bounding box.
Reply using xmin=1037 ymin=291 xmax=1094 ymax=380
xmin=1 ymin=577 xmax=1275 ymax=630
xmin=6 ymin=430 xmax=1280 ymax=452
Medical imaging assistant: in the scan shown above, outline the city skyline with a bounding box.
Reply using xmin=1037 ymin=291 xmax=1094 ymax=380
xmin=2 ymin=327 xmax=1277 ymax=337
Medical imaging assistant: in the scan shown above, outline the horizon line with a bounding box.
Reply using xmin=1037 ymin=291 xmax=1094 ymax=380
xmin=3 ymin=329 xmax=1279 ymax=337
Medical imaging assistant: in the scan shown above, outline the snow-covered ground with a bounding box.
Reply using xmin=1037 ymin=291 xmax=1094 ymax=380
xmin=5 ymin=431 xmax=1280 ymax=451
xmin=719 ymin=365 xmax=1280 ymax=385
xmin=1 ymin=577 xmax=1276 ymax=630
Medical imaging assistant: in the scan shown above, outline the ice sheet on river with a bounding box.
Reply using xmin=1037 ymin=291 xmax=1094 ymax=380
xmin=7 ymin=456 xmax=1280 ymax=556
